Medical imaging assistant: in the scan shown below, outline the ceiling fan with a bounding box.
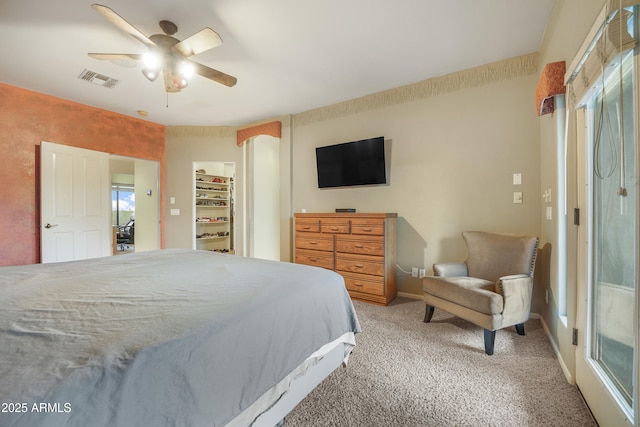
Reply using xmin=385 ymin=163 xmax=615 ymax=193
xmin=88 ymin=3 xmax=237 ymax=92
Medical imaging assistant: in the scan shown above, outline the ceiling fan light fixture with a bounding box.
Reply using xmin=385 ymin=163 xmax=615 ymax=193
xmin=141 ymin=51 xmax=161 ymax=81
xmin=142 ymin=52 xmax=160 ymax=69
xmin=178 ymin=61 xmax=195 ymax=79
xmin=141 ymin=67 xmax=160 ymax=82
xmin=172 ymin=72 xmax=189 ymax=89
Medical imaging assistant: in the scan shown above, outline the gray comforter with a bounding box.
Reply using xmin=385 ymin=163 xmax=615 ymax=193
xmin=0 ymin=249 xmax=360 ymax=426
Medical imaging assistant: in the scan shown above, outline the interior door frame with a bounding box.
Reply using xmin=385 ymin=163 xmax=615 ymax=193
xmin=247 ymin=135 xmax=280 ymax=261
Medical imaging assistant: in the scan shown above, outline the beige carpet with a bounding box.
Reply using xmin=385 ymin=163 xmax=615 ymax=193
xmin=285 ymin=297 xmax=597 ymax=426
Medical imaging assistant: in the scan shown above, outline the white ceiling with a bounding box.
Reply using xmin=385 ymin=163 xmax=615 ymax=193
xmin=0 ymin=0 xmax=554 ymax=126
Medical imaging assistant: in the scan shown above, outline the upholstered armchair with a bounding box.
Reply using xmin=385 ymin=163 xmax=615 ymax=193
xmin=422 ymin=231 xmax=539 ymax=355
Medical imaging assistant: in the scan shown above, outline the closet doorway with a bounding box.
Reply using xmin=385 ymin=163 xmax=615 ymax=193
xmin=193 ymin=161 xmax=235 ymax=253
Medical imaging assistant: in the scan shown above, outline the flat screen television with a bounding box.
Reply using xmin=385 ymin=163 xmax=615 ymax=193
xmin=316 ymin=136 xmax=386 ymax=188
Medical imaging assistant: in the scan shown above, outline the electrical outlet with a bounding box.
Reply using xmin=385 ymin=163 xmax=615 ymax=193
xmin=419 ymin=268 xmax=426 ymax=279
xmin=411 ymin=267 xmax=418 ymax=278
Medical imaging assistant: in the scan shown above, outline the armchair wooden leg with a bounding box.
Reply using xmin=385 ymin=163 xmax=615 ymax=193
xmin=424 ymin=304 xmax=435 ymax=323
xmin=515 ymin=323 xmax=525 ymax=336
xmin=484 ymin=329 xmax=496 ymax=355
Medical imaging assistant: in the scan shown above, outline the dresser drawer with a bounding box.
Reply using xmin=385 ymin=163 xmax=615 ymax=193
xmin=351 ymin=219 xmax=384 ymax=236
xmin=295 ymin=219 xmax=320 ymax=233
xmin=296 ymin=235 xmax=334 ymax=252
xmin=295 ymin=249 xmax=334 ymax=270
xmin=335 ymin=235 xmax=384 ymax=256
xmin=321 ymin=220 xmax=351 ymax=234
xmin=335 ymin=253 xmax=384 ymax=276
xmin=341 ymin=272 xmax=385 ymax=296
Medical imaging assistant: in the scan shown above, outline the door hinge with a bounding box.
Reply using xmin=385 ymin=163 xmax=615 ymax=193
xmin=573 ymin=208 xmax=580 ymax=226
xmin=572 ymin=328 xmax=578 ymax=346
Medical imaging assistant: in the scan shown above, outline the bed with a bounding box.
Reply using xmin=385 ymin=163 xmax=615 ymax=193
xmin=0 ymin=249 xmax=360 ymax=426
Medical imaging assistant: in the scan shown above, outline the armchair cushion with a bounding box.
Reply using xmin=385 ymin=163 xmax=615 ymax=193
xmin=422 ymin=276 xmax=503 ymax=315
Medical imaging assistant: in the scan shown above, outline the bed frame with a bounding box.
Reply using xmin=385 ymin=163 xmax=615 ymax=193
xmin=252 ymin=340 xmax=348 ymax=426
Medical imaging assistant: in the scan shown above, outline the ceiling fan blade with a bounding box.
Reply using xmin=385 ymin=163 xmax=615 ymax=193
xmin=91 ymin=4 xmax=154 ymax=47
xmin=190 ymin=60 xmax=237 ymax=87
xmin=88 ymin=53 xmax=143 ymax=61
xmin=172 ymin=28 xmax=223 ymax=57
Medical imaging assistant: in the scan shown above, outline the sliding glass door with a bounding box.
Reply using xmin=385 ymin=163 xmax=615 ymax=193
xmin=591 ymin=49 xmax=635 ymax=410
xmin=577 ymin=45 xmax=637 ymax=426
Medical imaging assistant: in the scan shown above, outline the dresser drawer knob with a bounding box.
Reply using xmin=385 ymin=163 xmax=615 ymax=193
xmin=354 ymin=244 xmax=364 ymax=248
xmin=354 ymin=282 xmax=364 ymax=287
xmin=354 ymin=264 xmax=364 ymax=269
xmin=362 ymin=228 xmax=372 ymax=232
xmin=309 ymin=241 xmax=318 ymax=245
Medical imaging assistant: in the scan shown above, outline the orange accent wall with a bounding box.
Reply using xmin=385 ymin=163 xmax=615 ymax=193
xmin=0 ymin=83 xmax=166 ymax=266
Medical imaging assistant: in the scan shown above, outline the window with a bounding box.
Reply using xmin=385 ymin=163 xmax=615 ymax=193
xmin=112 ymin=184 xmax=135 ymax=226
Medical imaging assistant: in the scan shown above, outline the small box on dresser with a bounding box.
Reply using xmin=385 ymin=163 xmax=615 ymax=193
xmin=294 ymin=212 xmax=397 ymax=305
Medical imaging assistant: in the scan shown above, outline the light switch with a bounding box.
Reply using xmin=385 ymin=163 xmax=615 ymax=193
xmin=546 ymin=206 xmax=553 ymax=220
xmin=513 ymin=192 xmax=523 ymax=204
xmin=170 ymin=197 xmax=176 ymax=205
xmin=513 ymin=173 xmax=522 ymax=185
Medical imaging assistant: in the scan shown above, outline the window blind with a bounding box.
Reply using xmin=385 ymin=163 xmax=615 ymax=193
xmin=565 ymin=1 xmax=638 ymax=108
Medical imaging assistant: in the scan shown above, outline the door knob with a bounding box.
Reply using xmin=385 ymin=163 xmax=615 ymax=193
xmin=44 ymin=223 xmax=58 ymax=229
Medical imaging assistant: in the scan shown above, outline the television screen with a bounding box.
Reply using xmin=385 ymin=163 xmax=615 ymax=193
xmin=316 ymin=136 xmax=386 ymax=188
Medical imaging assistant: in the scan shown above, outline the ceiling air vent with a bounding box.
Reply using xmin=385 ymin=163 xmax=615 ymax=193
xmin=78 ymin=69 xmax=119 ymax=88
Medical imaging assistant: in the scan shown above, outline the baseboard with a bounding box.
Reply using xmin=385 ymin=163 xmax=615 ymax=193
xmin=531 ymin=312 xmax=575 ymax=384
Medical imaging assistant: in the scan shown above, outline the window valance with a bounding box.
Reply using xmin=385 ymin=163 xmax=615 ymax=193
xmin=236 ymin=121 xmax=282 ymax=146
xmin=565 ymin=1 xmax=638 ymax=108
xmin=536 ymin=61 xmax=566 ymax=116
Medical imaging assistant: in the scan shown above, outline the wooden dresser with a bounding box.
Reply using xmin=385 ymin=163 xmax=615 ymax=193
xmin=294 ymin=212 xmax=397 ymax=305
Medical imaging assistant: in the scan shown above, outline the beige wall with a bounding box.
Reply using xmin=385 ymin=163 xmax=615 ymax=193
xmin=291 ymin=56 xmax=542 ymax=296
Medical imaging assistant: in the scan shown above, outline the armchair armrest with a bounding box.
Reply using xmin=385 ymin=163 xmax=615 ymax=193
xmin=496 ymin=274 xmax=533 ymax=325
xmin=433 ymin=262 xmax=468 ymax=277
